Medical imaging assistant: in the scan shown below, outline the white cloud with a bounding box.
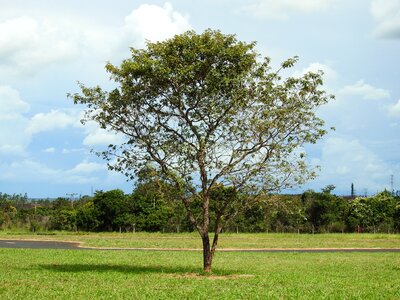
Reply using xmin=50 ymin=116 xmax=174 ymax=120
xmin=0 ymin=145 xmax=26 ymax=156
xmin=313 ymin=137 xmax=393 ymax=192
xmin=81 ymin=120 xmax=126 ymax=147
xmin=338 ymin=80 xmax=390 ymax=100
xmin=43 ymin=147 xmax=56 ymax=153
xmin=239 ymin=0 xmax=335 ymax=20
xmin=0 ymin=17 xmax=39 ymax=60
xmin=0 ymin=87 xmax=85 ymax=156
xmin=0 ymin=16 xmax=80 ymax=75
xmin=294 ymin=62 xmax=338 ymax=84
xmin=67 ymin=161 xmax=105 ymax=174
xmin=61 ymin=148 xmax=85 ymax=155
xmin=0 ymin=85 xmax=30 ymax=115
xmin=370 ymin=0 xmax=400 ymax=39
xmin=0 ymin=85 xmax=31 ymax=155
xmin=0 ymin=1 xmax=192 ymax=168
xmin=124 ymin=2 xmax=192 ymax=46
xmin=83 ymin=127 xmax=126 ymax=147
xmin=0 ymin=158 xmax=104 ymax=185
xmin=26 ymin=109 xmax=80 ymax=135
xmin=0 ymin=3 xmax=191 ymax=76
xmin=388 ymin=99 xmax=400 ymax=117
xmin=0 ymin=159 xmax=59 ymax=181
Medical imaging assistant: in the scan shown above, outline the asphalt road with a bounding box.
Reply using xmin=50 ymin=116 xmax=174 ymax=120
xmin=1 ymin=239 xmax=400 ymax=252
xmin=0 ymin=239 xmax=81 ymax=250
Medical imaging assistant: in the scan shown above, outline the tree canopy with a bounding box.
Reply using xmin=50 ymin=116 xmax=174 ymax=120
xmin=71 ymin=29 xmax=332 ymax=272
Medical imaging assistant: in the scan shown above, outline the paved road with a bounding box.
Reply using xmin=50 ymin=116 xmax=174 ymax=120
xmin=0 ymin=239 xmax=81 ymax=250
xmin=1 ymin=239 xmax=400 ymax=252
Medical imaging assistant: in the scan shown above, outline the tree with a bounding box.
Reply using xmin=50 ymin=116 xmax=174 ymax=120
xmin=367 ymin=190 xmax=395 ymax=232
xmin=49 ymin=209 xmax=77 ymax=231
xmin=302 ymin=189 xmax=347 ymax=233
xmin=76 ymin=199 xmax=101 ymax=231
xmin=92 ymin=190 xmax=128 ymax=231
xmin=346 ymin=197 xmax=373 ymax=231
xmin=131 ymin=166 xmax=179 ymax=232
xmin=321 ymin=184 xmax=336 ymax=194
xmin=345 ymin=191 xmax=396 ymax=233
xmin=71 ymin=30 xmax=332 ymax=272
xmin=264 ymin=195 xmax=306 ymax=233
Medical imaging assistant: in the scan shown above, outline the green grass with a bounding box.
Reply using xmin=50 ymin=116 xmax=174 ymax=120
xmin=1 ymin=231 xmax=400 ymax=249
xmin=0 ymin=248 xmax=399 ymax=299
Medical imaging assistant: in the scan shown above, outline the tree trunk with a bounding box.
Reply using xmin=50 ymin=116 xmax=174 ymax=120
xmin=201 ymin=233 xmax=213 ymax=273
xmin=201 ymin=223 xmax=223 ymax=273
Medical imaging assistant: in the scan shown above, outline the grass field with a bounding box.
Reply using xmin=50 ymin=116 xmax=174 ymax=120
xmin=1 ymin=231 xmax=400 ymax=249
xmin=0 ymin=233 xmax=399 ymax=299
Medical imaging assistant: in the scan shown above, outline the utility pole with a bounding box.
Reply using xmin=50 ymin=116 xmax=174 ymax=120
xmin=66 ymin=193 xmax=78 ymax=232
xmin=66 ymin=193 xmax=78 ymax=208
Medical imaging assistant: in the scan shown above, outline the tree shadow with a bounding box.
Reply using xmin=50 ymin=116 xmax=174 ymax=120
xmin=39 ymin=263 xmax=241 ymax=276
xmin=40 ymin=263 xmax=196 ymax=274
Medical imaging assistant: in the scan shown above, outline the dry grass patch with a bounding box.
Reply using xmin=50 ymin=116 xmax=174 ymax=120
xmin=168 ymin=273 xmax=255 ymax=280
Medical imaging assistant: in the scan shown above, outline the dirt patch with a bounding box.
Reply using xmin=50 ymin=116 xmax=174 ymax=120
xmin=168 ymin=273 xmax=255 ymax=280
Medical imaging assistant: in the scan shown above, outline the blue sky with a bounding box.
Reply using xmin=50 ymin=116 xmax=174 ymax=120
xmin=0 ymin=0 xmax=399 ymax=198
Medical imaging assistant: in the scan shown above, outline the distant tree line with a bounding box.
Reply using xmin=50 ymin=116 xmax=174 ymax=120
xmin=1 ymin=183 xmax=400 ymax=234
